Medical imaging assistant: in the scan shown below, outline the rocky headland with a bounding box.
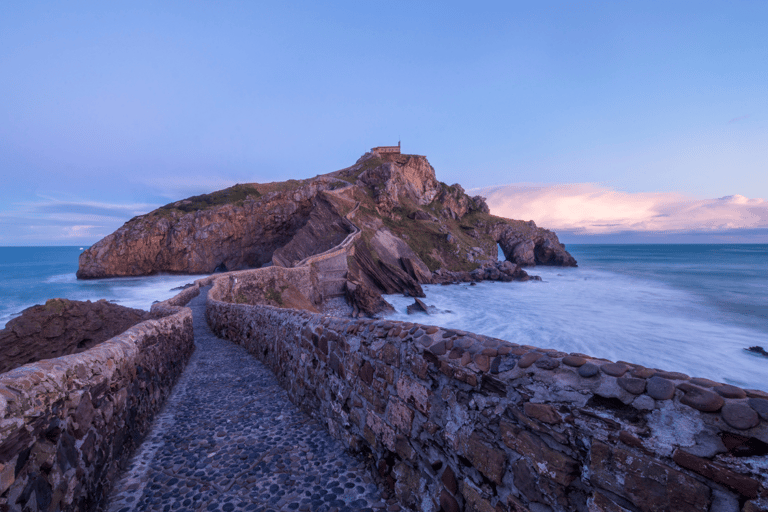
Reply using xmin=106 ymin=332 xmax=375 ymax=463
xmin=78 ymin=150 xmax=576 ymax=315
xmin=0 ymin=298 xmax=152 ymax=374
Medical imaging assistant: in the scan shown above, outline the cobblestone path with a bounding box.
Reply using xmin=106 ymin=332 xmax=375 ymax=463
xmin=108 ymin=289 xmax=387 ymax=512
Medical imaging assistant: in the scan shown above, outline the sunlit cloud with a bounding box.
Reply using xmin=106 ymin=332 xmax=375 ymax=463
xmin=473 ymin=183 xmax=768 ymax=234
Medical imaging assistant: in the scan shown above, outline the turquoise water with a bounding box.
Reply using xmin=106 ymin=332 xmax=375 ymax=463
xmin=0 ymin=247 xmax=197 ymax=328
xmin=385 ymin=244 xmax=768 ymax=391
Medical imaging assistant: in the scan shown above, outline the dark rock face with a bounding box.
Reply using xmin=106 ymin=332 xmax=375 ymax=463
xmin=77 ymin=151 xmax=577 ymax=303
xmin=0 ymin=299 xmax=150 ymax=374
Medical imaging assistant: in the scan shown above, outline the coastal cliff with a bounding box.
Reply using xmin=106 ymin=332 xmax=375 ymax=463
xmin=78 ymin=151 xmax=576 ymax=311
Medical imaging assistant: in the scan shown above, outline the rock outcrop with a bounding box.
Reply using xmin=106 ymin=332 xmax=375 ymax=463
xmin=0 ymin=298 xmax=151 ymax=374
xmin=78 ymin=149 xmax=576 ymax=314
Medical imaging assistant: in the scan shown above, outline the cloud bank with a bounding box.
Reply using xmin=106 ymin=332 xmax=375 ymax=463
xmin=473 ymin=183 xmax=768 ymax=236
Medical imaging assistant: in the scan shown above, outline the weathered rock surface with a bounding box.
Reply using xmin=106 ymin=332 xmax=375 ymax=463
xmin=78 ymin=150 xmax=576 ymax=287
xmin=0 ymin=298 xmax=151 ymax=374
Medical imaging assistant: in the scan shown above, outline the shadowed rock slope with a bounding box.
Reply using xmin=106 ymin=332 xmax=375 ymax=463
xmin=78 ymin=151 xmax=576 ymax=313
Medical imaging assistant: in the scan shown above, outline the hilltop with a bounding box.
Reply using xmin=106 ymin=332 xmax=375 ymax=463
xmin=78 ymin=150 xmax=576 ymax=314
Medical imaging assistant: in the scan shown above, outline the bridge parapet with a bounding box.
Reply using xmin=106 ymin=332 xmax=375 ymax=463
xmin=206 ymin=289 xmax=768 ymax=512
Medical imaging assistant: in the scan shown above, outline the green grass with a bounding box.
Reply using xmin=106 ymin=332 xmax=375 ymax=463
xmin=159 ymin=184 xmax=262 ymax=213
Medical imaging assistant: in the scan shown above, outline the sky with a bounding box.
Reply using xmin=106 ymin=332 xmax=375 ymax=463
xmin=1 ymin=1 xmax=767 ymax=245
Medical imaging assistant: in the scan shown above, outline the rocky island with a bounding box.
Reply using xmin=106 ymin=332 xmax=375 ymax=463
xmin=6 ymin=148 xmax=765 ymax=512
xmin=78 ymin=149 xmax=575 ymax=315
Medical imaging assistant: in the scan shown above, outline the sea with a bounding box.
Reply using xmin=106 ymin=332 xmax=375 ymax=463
xmin=1 ymin=245 xmax=766 ymax=391
xmin=0 ymin=247 xmax=197 ymax=329
xmin=384 ymin=244 xmax=768 ymax=392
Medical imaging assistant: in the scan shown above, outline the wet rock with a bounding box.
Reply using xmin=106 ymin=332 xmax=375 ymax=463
xmin=617 ymin=377 xmax=646 ymax=395
xmin=677 ymin=383 xmax=725 ymax=412
xmin=714 ymin=385 xmax=747 ymax=399
xmin=721 ymin=403 xmax=760 ymax=430
xmin=647 ymin=376 xmax=676 ymax=400
xmin=578 ymin=363 xmax=600 ymax=378
xmin=562 ymin=355 xmax=586 ymax=367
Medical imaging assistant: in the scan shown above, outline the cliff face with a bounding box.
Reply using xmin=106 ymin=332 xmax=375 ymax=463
xmin=78 ymin=151 xmax=576 ymax=300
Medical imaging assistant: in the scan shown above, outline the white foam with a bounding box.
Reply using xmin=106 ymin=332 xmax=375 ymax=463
xmin=384 ymin=266 xmax=768 ymax=392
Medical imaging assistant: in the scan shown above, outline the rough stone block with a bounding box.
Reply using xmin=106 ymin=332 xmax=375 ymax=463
xmin=500 ymin=421 xmax=577 ymax=486
xmin=461 ymin=432 xmax=506 ymax=485
xmin=396 ymin=376 xmax=430 ymax=414
xmin=672 ymin=449 xmax=760 ymax=498
xmin=386 ymin=398 xmax=414 ymax=433
xmin=523 ymin=402 xmax=562 ymax=425
xmin=461 ymin=481 xmax=497 ymax=512
xmin=589 ymin=441 xmax=711 ymax=512
xmin=442 ymin=466 xmax=458 ymax=495
xmin=366 ymin=412 xmax=396 ymax=451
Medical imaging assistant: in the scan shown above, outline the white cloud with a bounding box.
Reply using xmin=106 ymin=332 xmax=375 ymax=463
xmin=473 ymin=183 xmax=768 ymax=234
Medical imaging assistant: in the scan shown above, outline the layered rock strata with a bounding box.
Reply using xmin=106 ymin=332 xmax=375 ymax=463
xmin=0 ymin=298 xmax=151 ymax=374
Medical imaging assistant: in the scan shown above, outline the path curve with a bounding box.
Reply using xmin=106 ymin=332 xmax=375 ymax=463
xmin=107 ymin=289 xmax=387 ymax=512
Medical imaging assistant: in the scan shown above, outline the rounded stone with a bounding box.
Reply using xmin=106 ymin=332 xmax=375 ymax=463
xmin=646 ymin=376 xmax=676 ymax=400
xmin=630 ymin=367 xmax=656 ymax=379
xmin=518 ymin=352 xmax=543 ymax=369
xmin=578 ymin=363 xmax=600 ymax=378
xmin=678 ymin=383 xmax=725 ymax=412
xmin=562 ymin=355 xmax=586 ymax=367
xmin=689 ymin=377 xmax=719 ymax=388
xmin=601 ymin=363 xmax=628 ymax=377
xmin=534 ymin=357 xmax=560 ymax=371
xmin=654 ymin=370 xmax=689 ymax=381
xmin=714 ymin=385 xmax=747 ymax=399
xmin=721 ymin=403 xmax=760 ymax=430
xmin=746 ymin=398 xmax=768 ymax=420
xmin=425 ymin=326 xmax=439 ymax=335
xmin=617 ymin=377 xmax=646 ymax=395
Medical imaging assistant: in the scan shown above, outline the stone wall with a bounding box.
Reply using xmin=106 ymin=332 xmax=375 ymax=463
xmin=206 ymin=290 xmax=768 ymax=512
xmin=0 ymin=292 xmax=197 ymax=511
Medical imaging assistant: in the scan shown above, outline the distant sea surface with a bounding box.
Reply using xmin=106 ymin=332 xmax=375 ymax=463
xmin=2 ymin=245 xmax=767 ymax=391
xmin=0 ymin=247 xmax=197 ymax=329
xmin=385 ymin=244 xmax=768 ymax=392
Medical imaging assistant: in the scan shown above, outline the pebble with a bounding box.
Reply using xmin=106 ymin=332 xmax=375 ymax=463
xmin=518 ymin=352 xmax=543 ymax=369
xmin=747 ymin=398 xmax=768 ymax=420
xmin=107 ymin=290 xmax=386 ymax=512
xmin=578 ymin=363 xmax=600 ymax=378
xmin=562 ymin=355 xmax=586 ymax=367
xmin=601 ymin=363 xmax=628 ymax=377
xmin=721 ymin=403 xmax=760 ymax=430
xmin=714 ymin=385 xmax=747 ymax=399
xmin=677 ymin=383 xmax=725 ymax=412
xmin=646 ymin=376 xmax=676 ymax=400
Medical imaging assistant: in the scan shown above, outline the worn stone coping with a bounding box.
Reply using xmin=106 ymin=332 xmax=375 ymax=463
xmin=205 ymin=283 xmax=768 ymax=440
xmin=0 ymin=308 xmax=192 ymax=420
xmin=0 ymin=285 xmax=199 ymax=420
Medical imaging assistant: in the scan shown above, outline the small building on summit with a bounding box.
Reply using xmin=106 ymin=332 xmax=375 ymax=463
xmin=371 ymin=142 xmax=400 ymax=154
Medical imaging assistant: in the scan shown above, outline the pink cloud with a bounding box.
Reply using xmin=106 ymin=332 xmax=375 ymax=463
xmin=473 ymin=183 xmax=768 ymax=234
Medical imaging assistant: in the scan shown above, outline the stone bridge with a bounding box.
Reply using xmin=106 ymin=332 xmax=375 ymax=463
xmin=1 ymin=225 xmax=767 ymax=511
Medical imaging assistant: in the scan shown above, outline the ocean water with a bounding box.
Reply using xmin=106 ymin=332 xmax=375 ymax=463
xmin=0 ymin=247 xmax=198 ymax=329
xmin=384 ymin=245 xmax=768 ymax=392
xmin=2 ymin=245 xmax=767 ymax=391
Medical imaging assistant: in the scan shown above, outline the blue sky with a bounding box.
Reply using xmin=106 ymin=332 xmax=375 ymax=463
xmin=1 ymin=1 xmax=767 ymax=245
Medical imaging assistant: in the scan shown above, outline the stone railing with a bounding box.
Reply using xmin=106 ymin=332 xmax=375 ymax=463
xmin=0 ymin=293 xmax=196 ymax=511
xmin=206 ymin=289 xmax=768 ymax=512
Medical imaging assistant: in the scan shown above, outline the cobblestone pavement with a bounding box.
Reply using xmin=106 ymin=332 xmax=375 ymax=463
xmin=107 ymin=289 xmax=388 ymax=512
